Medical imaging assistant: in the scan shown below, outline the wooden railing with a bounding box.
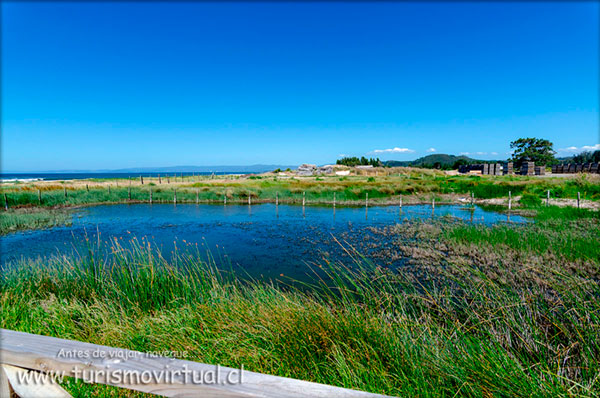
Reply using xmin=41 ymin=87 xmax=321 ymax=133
xmin=0 ymin=329 xmax=390 ymax=398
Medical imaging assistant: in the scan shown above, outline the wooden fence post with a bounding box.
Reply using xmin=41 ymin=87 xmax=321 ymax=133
xmin=140 ymin=176 xmax=144 ymax=185
xmin=333 ymin=192 xmax=336 ymax=207
xmin=108 ymin=185 xmax=111 ymax=195
xmin=196 ymin=189 xmax=199 ymax=204
xmin=128 ymin=187 xmax=131 ymax=201
xmin=3 ymin=193 xmax=8 ymax=211
xmin=399 ymin=196 xmax=402 ymax=208
xmin=471 ymin=192 xmax=474 ymax=206
xmin=508 ymin=191 xmax=512 ymax=210
xmin=276 ymin=192 xmax=279 ymax=206
xmin=248 ymin=194 xmax=251 ymax=205
xmin=577 ymin=192 xmax=580 ymax=209
xmin=224 ymin=194 xmax=227 ymax=205
xmin=158 ymin=174 xmax=162 ymax=184
xmin=365 ymin=192 xmax=368 ymax=208
xmin=174 ymin=189 xmax=177 ymax=204
xmin=546 ymin=190 xmax=550 ymax=207
xmin=149 ymin=189 xmax=153 ymax=204
xmin=86 ymin=184 xmax=89 ymax=192
xmin=64 ymin=188 xmax=67 ymax=199
xmin=38 ymin=189 xmax=42 ymax=205
xmin=432 ymin=197 xmax=435 ymax=210
xmin=302 ymin=192 xmax=305 ymax=207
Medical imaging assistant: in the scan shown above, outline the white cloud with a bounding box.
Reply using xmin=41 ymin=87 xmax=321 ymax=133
xmin=459 ymin=151 xmax=499 ymax=157
xmin=561 ymin=146 xmax=579 ymax=152
xmin=581 ymin=144 xmax=600 ymax=151
xmin=426 ymin=148 xmax=436 ymax=153
xmin=557 ymin=144 xmax=600 ymax=153
xmin=371 ymin=147 xmax=415 ymax=154
xmin=338 ymin=154 xmax=348 ymax=157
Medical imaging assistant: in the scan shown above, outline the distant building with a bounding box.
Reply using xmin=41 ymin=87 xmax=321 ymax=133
xmin=297 ymin=164 xmax=334 ymax=176
xmin=297 ymin=164 xmax=316 ymax=176
xmin=316 ymin=165 xmax=334 ymax=175
xmin=458 ymin=163 xmax=502 ymax=175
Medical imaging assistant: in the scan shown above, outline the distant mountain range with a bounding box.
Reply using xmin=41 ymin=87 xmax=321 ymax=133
xmin=110 ymin=165 xmax=297 ymax=173
xmin=6 ymin=154 xmax=590 ymax=174
xmin=382 ymin=154 xmax=591 ymax=169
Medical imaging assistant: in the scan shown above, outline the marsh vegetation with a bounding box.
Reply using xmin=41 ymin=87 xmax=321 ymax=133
xmin=0 ymin=207 xmax=72 ymax=234
xmin=1 ymin=205 xmax=598 ymax=397
xmin=2 ymin=170 xmax=599 ymax=212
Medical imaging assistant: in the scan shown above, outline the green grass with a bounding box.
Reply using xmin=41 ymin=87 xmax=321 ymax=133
xmin=445 ymin=219 xmax=599 ymax=262
xmin=0 ymin=208 xmax=72 ymax=234
xmin=2 ymin=172 xmax=599 ymax=212
xmin=519 ymin=192 xmax=542 ymax=207
xmin=443 ymin=205 xmax=600 ymax=259
xmin=1 ymin=206 xmax=599 ymax=397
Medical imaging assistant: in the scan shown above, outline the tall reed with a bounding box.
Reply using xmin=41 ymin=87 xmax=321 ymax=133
xmin=2 ymin=216 xmax=598 ymax=397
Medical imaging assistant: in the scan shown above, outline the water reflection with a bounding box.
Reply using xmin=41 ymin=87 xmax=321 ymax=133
xmin=1 ymin=204 xmax=526 ymax=280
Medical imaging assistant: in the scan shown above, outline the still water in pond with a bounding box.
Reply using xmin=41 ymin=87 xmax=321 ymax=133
xmin=1 ymin=204 xmax=525 ymax=280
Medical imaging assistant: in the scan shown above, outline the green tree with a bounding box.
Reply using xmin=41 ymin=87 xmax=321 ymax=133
xmin=510 ymin=137 xmax=557 ymax=167
xmin=368 ymin=157 xmax=382 ymax=167
xmin=573 ymin=150 xmax=600 ymax=164
xmin=336 ymin=156 xmax=381 ymax=167
xmin=336 ymin=157 xmax=360 ymax=166
xmin=453 ymin=159 xmax=469 ymax=169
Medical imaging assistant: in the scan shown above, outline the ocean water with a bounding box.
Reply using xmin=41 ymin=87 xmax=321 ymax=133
xmin=0 ymin=172 xmax=243 ymax=182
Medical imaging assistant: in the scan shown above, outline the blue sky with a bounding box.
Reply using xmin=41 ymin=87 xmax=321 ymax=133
xmin=2 ymin=2 xmax=598 ymax=171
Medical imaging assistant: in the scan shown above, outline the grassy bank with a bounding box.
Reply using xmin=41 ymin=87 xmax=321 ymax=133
xmin=0 ymin=207 xmax=72 ymax=234
xmin=1 ymin=206 xmax=599 ymax=396
xmin=2 ymin=170 xmax=599 ymax=211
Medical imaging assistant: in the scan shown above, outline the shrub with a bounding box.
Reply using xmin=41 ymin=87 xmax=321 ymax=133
xmin=378 ymin=187 xmax=395 ymax=195
xmin=520 ymin=192 xmax=542 ymax=207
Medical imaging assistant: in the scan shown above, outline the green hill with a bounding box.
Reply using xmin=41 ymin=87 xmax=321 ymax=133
xmin=383 ymin=154 xmax=500 ymax=169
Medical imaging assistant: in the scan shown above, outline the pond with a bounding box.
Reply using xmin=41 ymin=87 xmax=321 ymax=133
xmin=0 ymin=203 xmax=525 ymax=280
